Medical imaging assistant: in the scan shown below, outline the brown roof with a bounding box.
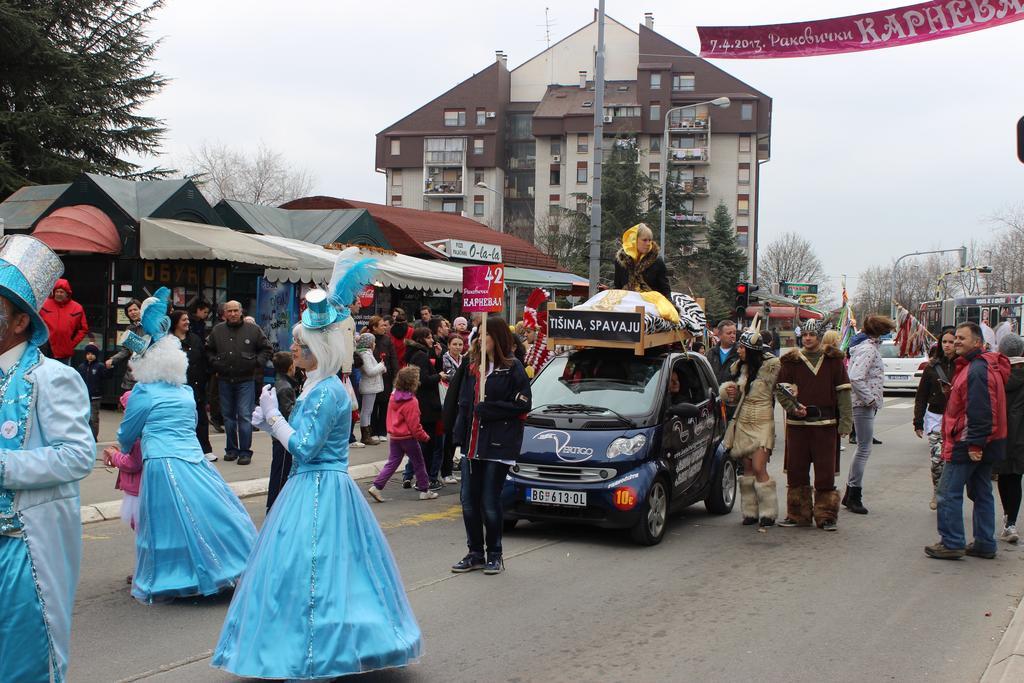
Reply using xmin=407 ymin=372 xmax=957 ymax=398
xmin=534 ymin=81 xmax=641 ymax=119
xmin=280 ymin=196 xmax=560 ymax=271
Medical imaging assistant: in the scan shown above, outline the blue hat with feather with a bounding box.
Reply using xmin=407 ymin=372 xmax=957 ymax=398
xmin=301 ymin=257 xmax=376 ymax=331
xmin=119 ymin=287 xmax=171 ymax=357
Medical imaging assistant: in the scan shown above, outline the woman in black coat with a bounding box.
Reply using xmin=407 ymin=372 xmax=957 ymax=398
xmin=996 ymin=334 xmax=1024 ymax=543
xmin=170 ymin=309 xmax=214 ymax=458
xmin=369 ymin=315 xmax=399 ymax=439
xmin=451 ymin=317 xmax=531 ymax=575
xmin=402 ymin=326 xmax=447 ymax=489
xmin=612 ymin=223 xmax=671 ymax=300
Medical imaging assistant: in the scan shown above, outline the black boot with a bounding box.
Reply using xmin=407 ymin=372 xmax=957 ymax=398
xmin=845 ymin=486 xmax=868 ymax=514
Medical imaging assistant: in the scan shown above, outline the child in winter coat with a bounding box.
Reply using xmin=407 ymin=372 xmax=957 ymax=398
xmin=267 ymin=351 xmax=299 ymax=511
xmin=103 ymin=391 xmax=143 ymax=583
xmin=367 ymin=366 xmax=437 ymax=501
xmin=78 ymin=342 xmax=106 ymax=438
xmin=356 ymin=332 xmax=387 ymax=446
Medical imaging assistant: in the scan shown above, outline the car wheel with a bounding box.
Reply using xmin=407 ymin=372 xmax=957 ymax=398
xmin=503 ymin=518 xmax=519 ymax=532
xmin=705 ymin=456 xmax=737 ymax=515
xmin=630 ymin=478 xmax=669 ymax=546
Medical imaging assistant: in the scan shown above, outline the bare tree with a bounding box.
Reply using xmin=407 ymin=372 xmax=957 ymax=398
xmin=757 ymin=232 xmax=828 ymax=295
xmin=982 ymin=203 xmax=1024 ymax=293
xmin=185 ymin=141 xmax=314 ymax=206
xmin=537 ymin=201 xmax=590 ymax=277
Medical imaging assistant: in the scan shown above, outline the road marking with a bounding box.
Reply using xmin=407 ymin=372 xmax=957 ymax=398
xmin=116 ymin=650 xmax=214 ymax=682
xmin=380 ymin=504 xmax=463 ymax=530
xmin=406 ymin=539 xmax=563 ymax=593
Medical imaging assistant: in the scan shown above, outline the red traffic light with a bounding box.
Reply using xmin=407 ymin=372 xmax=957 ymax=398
xmin=736 ymin=283 xmax=747 ymax=294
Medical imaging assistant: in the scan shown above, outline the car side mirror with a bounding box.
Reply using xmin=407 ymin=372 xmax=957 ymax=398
xmin=707 ymin=386 xmax=717 ymax=401
xmin=668 ymin=402 xmax=700 ymax=419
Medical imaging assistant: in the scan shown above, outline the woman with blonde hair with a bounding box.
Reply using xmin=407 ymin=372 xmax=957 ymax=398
xmin=613 ymin=223 xmax=671 ymax=300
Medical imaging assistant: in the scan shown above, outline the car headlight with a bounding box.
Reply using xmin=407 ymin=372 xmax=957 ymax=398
xmin=607 ymin=435 xmax=647 ymax=459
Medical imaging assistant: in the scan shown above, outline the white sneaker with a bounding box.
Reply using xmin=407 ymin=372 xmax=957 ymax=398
xmin=204 ymin=453 xmax=218 ymax=462
xmin=377 ymin=435 xmax=388 ymax=441
xmin=367 ymin=485 xmax=385 ymax=503
xmin=419 ymin=490 xmax=439 ymax=500
xmin=1000 ymin=525 xmax=1019 ymax=543
xmin=350 ymin=441 xmax=365 ymax=448
xmin=443 ymin=475 xmax=458 ymax=485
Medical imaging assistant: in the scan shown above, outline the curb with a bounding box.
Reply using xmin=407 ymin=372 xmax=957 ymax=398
xmin=81 ymin=458 xmax=390 ymax=525
xmin=981 ymin=593 xmax=1024 ymax=682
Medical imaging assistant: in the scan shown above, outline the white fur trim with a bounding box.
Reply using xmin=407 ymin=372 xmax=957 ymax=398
xmin=128 ymin=335 xmax=187 ymax=386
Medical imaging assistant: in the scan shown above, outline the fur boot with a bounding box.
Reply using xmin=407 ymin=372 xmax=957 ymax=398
xmin=783 ymin=485 xmax=814 ymax=526
xmin=755 ymin=479 xmax=778 ymax=527
xmin=814 ymin=488 xmax=841 ymax=528
xmin=739 ymin=475 xmax=758 ymax=525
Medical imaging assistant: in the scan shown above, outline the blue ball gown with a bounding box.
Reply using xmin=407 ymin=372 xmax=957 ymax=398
xmin=212 ymin=375 xmax=422 ymax=679
xmin=116 ymin=380 xmax=257 ymax=604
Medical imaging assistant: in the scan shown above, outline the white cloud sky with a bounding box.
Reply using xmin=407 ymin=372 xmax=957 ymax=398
xmin=138 ymin=0 xmax=1024 ymax=296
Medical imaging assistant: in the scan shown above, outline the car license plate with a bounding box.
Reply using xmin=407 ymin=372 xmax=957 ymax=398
xmin=889 ymin=374 xmax=909 ymax=380
xmin=527 ymin=488 xmax=587 ymax=507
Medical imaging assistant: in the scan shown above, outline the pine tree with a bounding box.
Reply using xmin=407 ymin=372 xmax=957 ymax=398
xmin=691 ymin=201 xmax=747 ymax=322
xmin=0 ymin=0 xmax=169 ymax=198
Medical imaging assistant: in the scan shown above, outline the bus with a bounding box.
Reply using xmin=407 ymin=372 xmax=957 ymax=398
xmin=919 ymin=294 xmax=1024 ymax=337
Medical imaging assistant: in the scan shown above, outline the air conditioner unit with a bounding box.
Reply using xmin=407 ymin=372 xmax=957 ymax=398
xmin=552 ymin=155 xmax=561 ymax=163
xmin=485 ymin=111 xmax=496 ymax=119
xmin=603 ymin=115 xmax=614 ymax=124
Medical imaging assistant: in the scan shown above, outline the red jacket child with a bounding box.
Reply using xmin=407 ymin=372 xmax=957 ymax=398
xmin=386 ymin=390 xmax=430 ymax=442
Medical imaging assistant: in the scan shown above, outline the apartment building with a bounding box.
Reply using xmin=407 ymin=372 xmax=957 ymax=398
xmin=374 ymin=13 xmax=771 ymax=275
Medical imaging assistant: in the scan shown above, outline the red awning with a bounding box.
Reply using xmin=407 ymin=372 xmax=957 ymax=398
xmin=746 ymin=305 xmax=823 ymax=320
xmin=33 ymin=205 xmax=121 ymax=254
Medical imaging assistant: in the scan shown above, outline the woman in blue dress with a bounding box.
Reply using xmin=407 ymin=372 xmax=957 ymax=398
xmin=212 ymin=259 xmax=421 ymax=680
xmin=117 ymin=288 xmax=257 ymax=604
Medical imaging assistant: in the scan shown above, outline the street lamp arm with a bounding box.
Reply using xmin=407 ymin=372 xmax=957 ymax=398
xmin=890 ymin=246 xmax=967 ymax=318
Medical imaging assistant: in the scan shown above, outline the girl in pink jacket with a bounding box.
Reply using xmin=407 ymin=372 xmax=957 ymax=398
xmin=367 ymin=366 xmax=437 ymax=501
xmin=103 ymin=391 xmax=143 ymax=531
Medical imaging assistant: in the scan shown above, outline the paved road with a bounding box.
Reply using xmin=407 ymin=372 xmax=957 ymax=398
xmin=69 ymin=396 xmax=1023 ymax=682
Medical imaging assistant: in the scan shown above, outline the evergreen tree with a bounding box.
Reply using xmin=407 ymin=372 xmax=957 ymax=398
xmin=690 ymin=201 xmax=747 ymax=322
xmin=0 ymin=0 xmax=169 ymax=197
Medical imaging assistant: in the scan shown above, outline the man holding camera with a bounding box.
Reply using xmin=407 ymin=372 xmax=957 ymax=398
xmin=774 ymin=319 xmax=853 ymax=531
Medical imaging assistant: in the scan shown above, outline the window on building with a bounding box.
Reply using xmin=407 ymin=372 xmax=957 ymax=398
xmin=391 ymin=198 xmax=402 ymax=208
xmin=390 ymin=170 xmax=402 ymax=195
xmin=737 ymin=195 xmax=749 ymax=215
xmin=576 ymin=162 xmax=588 ymax=184
xmin=738 ymin=136 xmax=751 ymax=153
xmin=550 ymin=138 xmax=562 ymax=156
xmin=650 ymin=72 xmax=662 ymax=89
xmin=424 ymin=137 xmax=465 ymax=163
xmin=738 ymin=164 xmax=750 ymax=185
xmin=650 ymin=135 xmax=661 ymax=153
xmin=442 ymin=200 xmax=459 ymax=213
xmin=650 ymin=104 xmax=661 ymax=121
xmin=672 ymin=73 xmax=695 ymax=91
xmin=737 ymin=233 xmax=749 ymax=248
xmin=444 ymin=109 xmax=466 ymax=127
xmin=473 ymin=196 xmax=485 ymax=216
xmin=577 ymin=134 xmax=588 ymax=153
xmin=474 ymin=170 xmax=484 ymax=185
xmin=550 ymin=167 xmax=560 ymax=185
xmin=390 ymin=139 xmax=400 ymax=155
xmin=476 ymin=108 xmax=486 ymax=126
xmin=576 ymin=196 xmax=588 ymax=213
xmin=650 ymin=170 xmax=660 ymax=183
xmin=741 ymin=103 xmax=753 ymax=121
xmin=473 ymin=138 xmax=484 ymax=155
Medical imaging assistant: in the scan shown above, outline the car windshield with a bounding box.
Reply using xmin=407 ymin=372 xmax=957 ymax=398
xmin=531 ymin=351 xmax=664 ymax=417
xmin=879 ymin=344 xmax=900 ymax=358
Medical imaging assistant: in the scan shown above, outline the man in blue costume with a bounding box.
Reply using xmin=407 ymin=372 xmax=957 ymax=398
xmin=0 ymin=235 xmax=95 ymax=682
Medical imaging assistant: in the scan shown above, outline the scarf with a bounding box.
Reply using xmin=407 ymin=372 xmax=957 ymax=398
xmin=0 ymin=346 xmax=41 ymax=534
xmin=617 ymin=242 xmax=661 ymax=293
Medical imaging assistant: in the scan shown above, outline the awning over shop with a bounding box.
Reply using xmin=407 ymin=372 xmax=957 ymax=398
xmin=140 ymin=218 xmax=298 ymax=268
xmin=33 ymin=205 xmax=121 ymax=254
xmin=248 ymin=234 xmax=339 ymax=283
xmin=504 ymin=266 xmax=588 ymax=290
xmin=335 ymin=246 xmax=463 ymax=292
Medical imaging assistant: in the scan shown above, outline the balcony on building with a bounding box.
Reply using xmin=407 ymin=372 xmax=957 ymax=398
xmin=668 ymin=146 xmax=709 ymax=164
xmin=424 ymin=167 xmax=463 ymax=196
xmin=666 ymin=108 xmax=709 ymax=131
xmin=678 ymin=177 xmax=709 ymax=195
xmin=423 ymin=137 xmax=465 ymax=166
xmin=672 ymin=211 xmax=707 ymax=225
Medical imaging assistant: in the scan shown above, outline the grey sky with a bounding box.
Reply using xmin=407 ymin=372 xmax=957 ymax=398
xmin=139 ymin=0 xmax=1024 ymax=296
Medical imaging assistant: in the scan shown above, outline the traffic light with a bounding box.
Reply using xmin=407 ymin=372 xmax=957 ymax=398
xmin=735 ymin=282 xmax=750 ymax=319
xmin=959 ymin=246 xmax=968 ymax=268
xmin=1017 ymin=116 xmax=1024 ymax=164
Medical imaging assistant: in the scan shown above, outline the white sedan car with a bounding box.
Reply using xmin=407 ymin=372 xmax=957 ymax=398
xmin=879 ymin=340 xmax=928 ymax=391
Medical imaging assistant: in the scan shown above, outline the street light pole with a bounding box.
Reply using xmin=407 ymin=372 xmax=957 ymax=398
xmin=890 ymin=246 xmax=967 ymax=319
xmin=474 ymin=181 xmax=503 ymax=233
xmin=659 ymin=97 xmax=731 ymax=250
xmin=588 ymin=0 xmax=606 ymax=299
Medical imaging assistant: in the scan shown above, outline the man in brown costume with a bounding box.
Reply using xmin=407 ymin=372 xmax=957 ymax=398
xmin=774 ymin=319 xmax=853 ymax=531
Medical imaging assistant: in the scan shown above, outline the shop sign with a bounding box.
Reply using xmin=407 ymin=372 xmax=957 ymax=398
xmin=357 ymin=284 xmax=375 ymax=308
xmin=426 ymin=239 xmax=502 ymax=263
xmin=548 ymin=309 xmax=642 ymax=343
xmin=462 ymin=265 xmax=505 ymax=312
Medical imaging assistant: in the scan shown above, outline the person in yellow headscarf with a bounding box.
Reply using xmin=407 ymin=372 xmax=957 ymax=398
xmin=613 ymin=223 xmax=671 ymax=301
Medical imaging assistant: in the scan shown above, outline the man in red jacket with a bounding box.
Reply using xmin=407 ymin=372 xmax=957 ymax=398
xmin=925 ymin=321 xmax=1010 ymax=560
xmin=39 ymin=278 xmax=89 ymax=364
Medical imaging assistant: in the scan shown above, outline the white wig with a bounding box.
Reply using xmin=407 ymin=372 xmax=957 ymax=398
xmin=129 ymin=334 xmax=187 ymax=386
xmin=292 ymin=321 xmax=348 ymax=387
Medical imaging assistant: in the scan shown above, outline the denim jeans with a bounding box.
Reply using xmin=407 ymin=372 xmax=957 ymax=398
xmin=847 ymin=405 xmax=877 ymax=488
xmin=460 ymin=458 xmax=511 ymax=557
xmin=219 ymin=379 xmax=255 ymax=459
xmin=936 ymin=460 xmax=996 ymax=552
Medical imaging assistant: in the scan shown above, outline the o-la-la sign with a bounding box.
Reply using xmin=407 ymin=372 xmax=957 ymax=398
xmin=425 ymin=239 xmax=502 ymax=263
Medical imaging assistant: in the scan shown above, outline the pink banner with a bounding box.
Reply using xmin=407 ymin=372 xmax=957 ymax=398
xmin=698 ymin=0 xmax=1024 ymax=58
